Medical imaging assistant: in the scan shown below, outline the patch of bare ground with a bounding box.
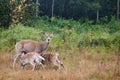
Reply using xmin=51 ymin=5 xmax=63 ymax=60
xmin=0 ymin=51 xmax=119 ymax=80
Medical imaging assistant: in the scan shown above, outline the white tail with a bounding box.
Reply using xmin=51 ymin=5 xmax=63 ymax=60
xmin=13 ymin=32 xmax=54 ymax=68
xmin=20 ymin=52 xmax=45 ymax=71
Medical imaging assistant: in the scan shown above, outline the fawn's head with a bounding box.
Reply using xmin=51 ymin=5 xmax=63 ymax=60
xmin=43 ymin=32 xmax=55 ymax=43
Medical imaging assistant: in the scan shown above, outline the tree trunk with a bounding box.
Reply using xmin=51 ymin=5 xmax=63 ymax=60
xmin=117 ymin=0 xmax=120 ymax=20
xmin=51 ymin=0 xmax=54 ymax=17
xmin=36 ymin=0 xmax=39 ymax=17
xmin=96 ymin=10 xmax=99 ymax=23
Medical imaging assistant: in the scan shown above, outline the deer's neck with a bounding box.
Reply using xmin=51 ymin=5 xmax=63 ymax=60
xmin=42 ymin=41 xmax=49 ymax=50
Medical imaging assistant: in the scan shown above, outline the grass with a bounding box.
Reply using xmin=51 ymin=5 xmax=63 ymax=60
xmin=0 ymin=50 xmax=119 ymax=80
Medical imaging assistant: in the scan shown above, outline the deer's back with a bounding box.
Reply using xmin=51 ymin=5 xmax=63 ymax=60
xmin=16 ymin=40 xmax=41 ymax=53
xmin=42 ymin=52 xmax=58 ymax=64
xmin=21 ymin=52 xmax=35 ymax=61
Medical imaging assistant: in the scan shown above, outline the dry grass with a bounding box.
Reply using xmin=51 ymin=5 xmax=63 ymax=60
xmin=0 ymin=50 xmax=119 ymax=80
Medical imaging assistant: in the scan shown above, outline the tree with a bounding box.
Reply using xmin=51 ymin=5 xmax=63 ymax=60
xmin=51 ymin=0 xmax=54 ymax=17
xmin=10 ymin=0 xmax=26 ymax=24
xmin=117 ymin=0 xmax=120 ymax=20
xmin=91 ymin=2 xmax=101 ymax=23
xmin=36 ymin=0 xmax=40 ymax=17
xmin=0 ymin=0 xmax=10 ymax=28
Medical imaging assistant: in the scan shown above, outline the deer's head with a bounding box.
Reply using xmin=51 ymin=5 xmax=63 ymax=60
xmin=43 ymin=32 xmax=54 ymax=43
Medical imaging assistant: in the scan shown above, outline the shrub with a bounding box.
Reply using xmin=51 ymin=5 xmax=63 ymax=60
xmin=0 ymin=17 xmax=120 ymax=53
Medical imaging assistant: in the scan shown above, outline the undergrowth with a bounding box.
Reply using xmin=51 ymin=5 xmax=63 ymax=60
xmin=0 ymin=17 xmax=120 ymax=53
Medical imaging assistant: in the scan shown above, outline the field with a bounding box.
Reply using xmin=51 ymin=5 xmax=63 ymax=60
xmin=0 ymin=50 xmax=119 ymax=80
xmin=0 ymin=18 xmax=120 ymax=80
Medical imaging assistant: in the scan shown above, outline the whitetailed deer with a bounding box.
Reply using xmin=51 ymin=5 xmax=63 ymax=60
xmin=13 ymin=32 xmax=54 ymax=68
xmin=41 ymin=52 xmax=64 ymax=70
xmin=20 ymin=51 xmax=45 ymax=71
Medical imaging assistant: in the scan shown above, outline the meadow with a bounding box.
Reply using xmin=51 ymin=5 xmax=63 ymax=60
xmin=0 ymin=17 xmax=120 ymax=80
xmin=0 ymin=51 xmax=119 ymax=80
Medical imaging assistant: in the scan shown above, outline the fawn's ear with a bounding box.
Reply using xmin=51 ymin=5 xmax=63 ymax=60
xmin=42 ymin=32 xmax=48 ymax=36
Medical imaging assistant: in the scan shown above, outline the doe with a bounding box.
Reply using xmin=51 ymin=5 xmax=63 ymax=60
xmin=13 ymin=32 xmax=54 ymax=68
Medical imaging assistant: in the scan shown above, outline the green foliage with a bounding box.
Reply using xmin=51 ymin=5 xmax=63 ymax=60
xmin=0 ymin=17 xmax=120 ymax=53
xmin=0 ymin=24 xmax=43 ymax=51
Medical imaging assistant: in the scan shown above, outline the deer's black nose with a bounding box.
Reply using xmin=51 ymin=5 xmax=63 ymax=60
xmin=48 ymin=39 xmax=50 ymax=41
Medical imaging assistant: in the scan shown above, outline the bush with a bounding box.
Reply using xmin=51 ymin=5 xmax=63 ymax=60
xmin=0 ymin=17 xmax=120 ymax=53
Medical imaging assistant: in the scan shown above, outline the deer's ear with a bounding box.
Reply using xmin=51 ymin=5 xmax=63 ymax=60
xmin=42 ymin=32 xmax=48 ymax=36
xmin=50 ymin=32 xmax=55 ymax=37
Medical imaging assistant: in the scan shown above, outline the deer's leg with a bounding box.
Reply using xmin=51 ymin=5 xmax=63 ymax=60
xmin=41 ymin=64 xmax=45 ymax=70
xmin=32 ymin=64 xmax=36 ymax=71
xmin=20 ymin=63 xmax=26 ymax=69
xmin=20 ymin=60 xmax=26 ymax=69
xmin=55 ymin=59 xmax=64 ymax=70
xmin=38 ymin=62 xmax=45 ymax=70
xmin=13 ymin=53 xmax=21 ymax=68
xmin=34 ymin=58 xmax=45 ymax=70
xmin=30 ymin=62 xmax=36 ymax=71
